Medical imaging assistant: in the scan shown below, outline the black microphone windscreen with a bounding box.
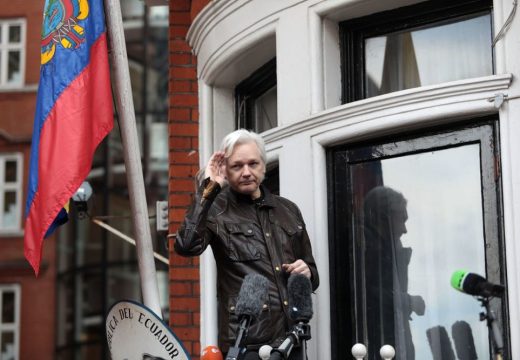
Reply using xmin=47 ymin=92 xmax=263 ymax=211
xmin=235 ymin=274 xmax=269 ymax=319
xmin=287 ymin=274 xmax=313 ymax=322
xmin=463 ymin=273 xmax=505 ymax=297
xmin=452 ymin=321 xmax=477 ymax=360
xmin=461 ymin=273 xmax=487 ymax=296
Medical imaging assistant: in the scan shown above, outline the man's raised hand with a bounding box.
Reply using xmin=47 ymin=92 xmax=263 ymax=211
xmin=205 ymin=151 xmax=226 ymax=186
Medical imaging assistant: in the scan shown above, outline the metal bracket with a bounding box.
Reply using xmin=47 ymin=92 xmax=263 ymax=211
xmin=156 ymin=201 xmax=169 ymax=232
xmin=487 ymin=93 xmax=508 ymax=109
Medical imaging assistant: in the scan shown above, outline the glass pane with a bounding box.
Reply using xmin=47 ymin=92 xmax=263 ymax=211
xmin=254 ymin=86 xmax=277 ymax=132
xmin=8 ymin=25 xmax=21 ymax=43
xmin=365 ymin=13 xmax=492 ymax=97
xmin=107 ymin=194 xmax=137 ymax=262
xmin=7 ymin=51 xmax=21 ymax=83
xmin=146 ymin=26 xmax=168 ymax=113
xmin=2 ymin=291 xmax=15 ymax=323
xmin=107 ymin=264 xmax=141 ymax=306
xmin=355 ymin=144 xmax=489 ymax=359
xmin=56 ymin=275 xmax=75 ymax=346
xmin=2 ymin=192 xmax=17 ymax=228
xmin=74 ymin=210 xmax=100 ymax=266
xmin=77 ymin=270 xmax=103 ymax=344
xmin=1 ymin=331 xmax=15 ymax=360
xmin=5 ymin=160 xmax=17 ymax=182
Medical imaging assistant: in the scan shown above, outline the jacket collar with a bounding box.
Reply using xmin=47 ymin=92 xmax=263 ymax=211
xmin=228 ymin=184 xmax=277 ymax=208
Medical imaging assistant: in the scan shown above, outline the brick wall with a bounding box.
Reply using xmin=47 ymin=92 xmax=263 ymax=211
xmin=168 ymin=1 xmax=210 ymax=359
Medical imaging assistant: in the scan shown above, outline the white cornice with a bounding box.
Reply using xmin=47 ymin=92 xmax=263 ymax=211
xmin=186 ymin=0 xmax=309 ymax=83
xmin=187 ymin=0 xmax=253 ymax=52
xmin=263 ymin=74 xmax=513 ymax=144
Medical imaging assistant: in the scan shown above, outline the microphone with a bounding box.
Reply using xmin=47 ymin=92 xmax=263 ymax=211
xmin=451 ymin=321 xmax=477 ymax=360
xmin=451 ymin=270 xmax=505 ymax=298
xmin=226 ymin=274 xmax=269 ymax=360
xmin=287 ymin=273 xmax=313 ymax=323
xmin=270 ymin=274 xmax=313 ymax=360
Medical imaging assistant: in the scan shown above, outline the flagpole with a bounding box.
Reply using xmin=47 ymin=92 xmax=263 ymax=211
xmin=103 ymin=0 xmax=163 ymax=319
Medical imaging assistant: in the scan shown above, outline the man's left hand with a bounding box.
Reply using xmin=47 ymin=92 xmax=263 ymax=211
xmin=282 ymin=259 xmax=311 ymax=278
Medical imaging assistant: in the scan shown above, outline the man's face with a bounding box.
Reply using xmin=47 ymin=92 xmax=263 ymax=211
xmin=225 ymin=142 xmax=265 ymax=198
xmin=390 ymin=209 xmax=408 ymax=240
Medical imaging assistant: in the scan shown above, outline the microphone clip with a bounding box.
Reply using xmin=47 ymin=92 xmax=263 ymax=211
xmin=269 ymin=323 xmax=311 ymax=360
xmin=292 ymin=322 xmax=311 ymax=344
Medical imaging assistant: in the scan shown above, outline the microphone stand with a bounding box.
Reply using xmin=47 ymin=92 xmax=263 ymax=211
xmin=269 ymin=322 xmax=311 ymax=360
xmin=478 ymin=297 xmax=504 ymax=360
xmin=226 ymin=316 xmax=251 ymax=360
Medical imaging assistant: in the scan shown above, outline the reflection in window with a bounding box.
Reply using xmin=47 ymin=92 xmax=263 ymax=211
xmin=0 ymin=285 xmax=20 ymax=360
xmin=360 ymin=146 xmax=488 ymax=359
xmin=365 ymin=14 xmax=492 ymax=97
xmin=235 ymin=58 xmax=277 ymax=133
xmin=254 ymin=86 xmax=277 ymax=133
xmin=328 ymin=121 xmax=508 ymax=359
xmin=8 ymin=25 xmax=21 ymax=43
xmin=0 ymin=154 xmax=22 ymax=232
xmin=0 ymin=19 xmax=25 ymax=87
xmin=340 ymin=0 xmax=493 ymax=102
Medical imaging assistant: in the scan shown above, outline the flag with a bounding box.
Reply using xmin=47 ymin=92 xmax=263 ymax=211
xmin=24 ymin=0 xmax=113 ymax=275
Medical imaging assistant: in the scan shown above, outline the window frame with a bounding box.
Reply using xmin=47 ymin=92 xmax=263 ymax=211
xmin=327 ymin=117 xmax=509 ymax=360
xmin=339 ymin=0 xmax=494 ymax=103
xmin=0 ymin=18 xmax=26 ymax=88
xmin=0 ymin=284 xmax=21 ymax=360
xmin=0 ymin=153 xmax=23 ymax=235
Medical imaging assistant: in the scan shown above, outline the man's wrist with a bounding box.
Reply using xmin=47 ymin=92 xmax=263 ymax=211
xmin=202 ymin=177 xmax=221 ymax=201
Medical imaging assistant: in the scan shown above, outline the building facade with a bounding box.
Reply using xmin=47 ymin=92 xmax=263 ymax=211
xmin=1 ymin=1 xmax=170 ymax=359
xmin=0 ymin=1 xmax=58 ymax=359
xmin=168 ymin=0 xmax=520 ymax=359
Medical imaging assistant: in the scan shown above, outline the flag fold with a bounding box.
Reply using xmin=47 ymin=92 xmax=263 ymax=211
xmin=24 ymin=0 xmax=113 ymax=275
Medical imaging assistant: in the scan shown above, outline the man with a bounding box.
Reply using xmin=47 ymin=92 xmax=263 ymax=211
xmin=175 ymin=129 xmax=319 ymax=359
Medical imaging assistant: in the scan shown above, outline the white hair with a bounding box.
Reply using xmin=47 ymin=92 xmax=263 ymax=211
xmin=220 ymin=129 xmax=267 ymax=164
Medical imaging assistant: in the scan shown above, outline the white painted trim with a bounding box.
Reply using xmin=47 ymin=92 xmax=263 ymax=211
xmin=0 ymin=84 xmax=37 ymax=93
xmin=199 ymin=81 xmax=219 ymax=348
xmin=200 ymin=20 xmax=277 ymax=84
xmin=310 ymin=138 xmax=331 ymax=360
xmin=264 ymin=74 xmax=512 ymax=143
xmin=498 ymin=98 xmax=520 ymax=358
xmin=308 ymin=9 xmax=324 ymax=113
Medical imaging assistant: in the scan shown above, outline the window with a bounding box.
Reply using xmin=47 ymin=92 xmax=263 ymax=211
xmin=0 ymin=154 xmax=23 ymax=234
xmin=328 ymin=118 xmax=509 ymax=359
xmin=235 ymin=58 xmax=277 ymax=132
xmin=0 ymin=285 xmax=20 ymax=360
xmin=340 ymin=0 xmax=493 ymax=102
xmin=0 ymin=19 xmax=25 ymax=88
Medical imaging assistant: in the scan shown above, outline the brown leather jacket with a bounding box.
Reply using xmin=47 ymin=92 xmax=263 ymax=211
xmin=174 ymin=179 xmax=319 ymax=352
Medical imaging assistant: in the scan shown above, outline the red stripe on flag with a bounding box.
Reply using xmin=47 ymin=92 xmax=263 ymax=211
xmin=24 ymin=34 xmax=113 ymax=275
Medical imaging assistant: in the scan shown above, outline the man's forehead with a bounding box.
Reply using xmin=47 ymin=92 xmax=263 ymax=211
xmin=227 ymin=143 xmax=262 ymax=161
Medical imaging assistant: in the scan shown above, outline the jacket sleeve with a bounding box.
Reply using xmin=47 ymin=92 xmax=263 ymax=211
xmin=174 ymin=178 xmax=221 ymax=257
xmin=296 ymin=207 xmax=320 ymax=292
